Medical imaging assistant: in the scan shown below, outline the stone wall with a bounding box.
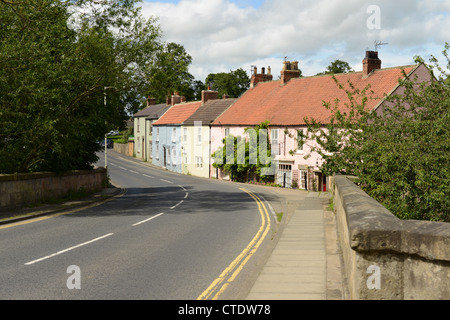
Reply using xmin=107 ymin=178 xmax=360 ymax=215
xmin=0 ymin=168 xmax=107 ymax=212
xmin=113 ymin=141 xmax=134 ymax=157
xmin=332 ymin=175 xmax=450 ymax=300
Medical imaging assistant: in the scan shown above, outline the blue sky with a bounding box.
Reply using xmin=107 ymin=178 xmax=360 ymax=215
xmin=141 ymin=0 xmax=449 ymax=81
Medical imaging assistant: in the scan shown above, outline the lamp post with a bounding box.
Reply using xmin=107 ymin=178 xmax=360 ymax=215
xmin=104 ymin=86 xmax=116 ymax=168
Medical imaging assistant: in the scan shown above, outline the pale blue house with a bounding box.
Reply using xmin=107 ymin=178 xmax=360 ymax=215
xmin=152 ymin=100 xmax=202 ymax=173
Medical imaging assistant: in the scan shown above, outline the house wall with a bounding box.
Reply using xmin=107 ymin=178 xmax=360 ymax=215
xmin=210 ymin=126 xmax=246 ymax=180
xmin=134 ymin=116 xmax=147 ymax=160
xmin=145 ymin=119 xmax=155 ymax=161
xmin=373 ymin=63 xmax=432 ymax=115
xmin=181 ymin=125 xmax=211 ymax=178
xmin=152 ymin=125 xmax=181 ymax=173
xmin=210 ymin=125 xmax=328 ymax=190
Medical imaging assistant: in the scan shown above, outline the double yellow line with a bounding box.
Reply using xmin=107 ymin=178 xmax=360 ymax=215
xmin=197 ymin=188 xmax=271 ymax=300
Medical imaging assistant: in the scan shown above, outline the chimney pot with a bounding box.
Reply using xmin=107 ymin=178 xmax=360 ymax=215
xmin=280 ymin=60 xmax=300 ymax=84
xmin=250 ymin=66 xmax=273 ymax=88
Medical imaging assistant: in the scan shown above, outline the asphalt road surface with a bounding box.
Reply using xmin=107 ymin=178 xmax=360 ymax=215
xmin=0 ymin=150 xmax=278 ymax=300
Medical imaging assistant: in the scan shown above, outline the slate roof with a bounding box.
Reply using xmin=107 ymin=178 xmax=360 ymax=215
xmin=183 ymin=98 xmax=237 ymax=126
xmin=133 ymin=103 xmax=169 ymax=120
xmin=212 ymin=65 xmax=417 ymax=126
xmin=152 ymin=101 xmax=202 ymax=126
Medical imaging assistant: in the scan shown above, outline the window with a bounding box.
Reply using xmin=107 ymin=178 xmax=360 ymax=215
xmin=197 ymin=127 xmax=202 ymax=144
xmin=271 ymin=129 xmax=278 ymax=144
xmin=224 ymin=128 xmax=230 ymax=137
xmin=172 ymin=147 xmax=177 ymax=165
xmin=271 ymin=128 xmax=279 ymax=155
xmin=195 ymin=156 xmax=203 ymax=168
xmin=183 ymin=127 xmax=187 ymax=142
xmin=155 ymin=142 xmax=159 ymax=159
xmin=297 ymin=129 xmax=304 ymax=153
xmin=172 ymin=128 xmax=177 ymax=142
xmin=156 ymin=128 xmax=159 ymax=142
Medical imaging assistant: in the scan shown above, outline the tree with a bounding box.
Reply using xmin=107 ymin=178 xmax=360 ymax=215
xmin=316 ymin=59 xmax=353 ymax=76
xmin=304 ymin=44 xmax=449 ymax=222
xmin=191 ymin=80 xmax=206 ymax=101
xmin=0 ymin=0 xmax=162 ymax=173
xmin=212 ymin=121 xmax=274 ymax=183
xmin=205 ymin=68 xmax=250 ymax=98
xmin=147 ymin=42 xmax=195 ymax=104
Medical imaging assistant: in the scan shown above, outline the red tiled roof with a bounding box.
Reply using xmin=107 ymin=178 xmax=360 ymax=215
xmin=212 ymin=65 xmax=416 ymax=126
xmin=153 ymin=101 xmax=202 ymax=126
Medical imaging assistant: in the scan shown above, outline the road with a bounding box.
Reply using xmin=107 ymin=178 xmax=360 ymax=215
xmin=0 ymin=150 xmax=278 ymax=300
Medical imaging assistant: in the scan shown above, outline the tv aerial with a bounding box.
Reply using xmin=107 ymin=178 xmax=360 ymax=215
xmin=374 ymin=40 xmax=388 ymax=51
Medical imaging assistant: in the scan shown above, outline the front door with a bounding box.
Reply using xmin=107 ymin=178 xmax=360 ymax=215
xmin=163 ymin=146 xmax=167 ymax=167
xmin=277 ymin=164 xmax=292 ymax=188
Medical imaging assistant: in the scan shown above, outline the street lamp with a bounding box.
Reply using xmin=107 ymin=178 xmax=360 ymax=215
xmin=104 ymin=86 xmax=116 ymax=168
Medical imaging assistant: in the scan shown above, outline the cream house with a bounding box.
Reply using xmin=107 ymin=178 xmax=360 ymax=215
xmin=181 ymin=92 xmax=236 ymax=178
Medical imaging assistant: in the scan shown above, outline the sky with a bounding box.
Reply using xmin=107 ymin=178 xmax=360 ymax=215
xmin=140 ymin=0 xmax=450 ymax=82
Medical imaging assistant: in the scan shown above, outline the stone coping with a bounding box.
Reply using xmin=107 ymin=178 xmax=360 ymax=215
xmin=0 ymin=167 xmax=107 ymax=182
xmin=334 ymin=175 xmax=450 ymax=261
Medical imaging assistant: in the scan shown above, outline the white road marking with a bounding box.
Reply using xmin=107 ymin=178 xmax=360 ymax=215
xmin=118 ymin=166 xmax=127 ymax=170
xmin=129 ymin=170 xmax=139 ymax=174
xmin=24 ymin=233 xmax=114 ymax=265
xmin=143 ymin=174 xmax=154 ymax=178
xmin=160 ymin=179 xmax=173 ymax=184
xmin=184 ymin=193 xmax=189 ymax=199
xmin=170 ymin=200 xmax=184 ymax=209
xmin=132 ymin=213 xmax=165 ymax=226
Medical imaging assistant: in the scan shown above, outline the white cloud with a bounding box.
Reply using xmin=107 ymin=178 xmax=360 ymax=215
xmin=141 ymin=0 xmax=449 ymax=81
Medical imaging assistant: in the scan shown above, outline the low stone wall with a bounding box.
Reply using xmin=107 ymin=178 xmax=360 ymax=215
xmin=332 ymin=175 xmax=450 ymax=300
xmin=0 ymin=168 xmax=107 ymax=212
xmin=113 ymin=142 xmax=134 ymax=157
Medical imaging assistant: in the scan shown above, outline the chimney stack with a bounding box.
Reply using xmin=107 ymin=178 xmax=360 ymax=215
xmin=363 ymin=51 xmax=381 ymax=77
xmin=250 ymin=66 xmax=273 ymax=88
xmin=201 ymin=88 xmax=219 ymax=104
xmin=280 ymin=60 xmax=300 ymax=84
xmin=171 ymin=92 xmax=182 ymax=106
xmin=146 ymin=96 xmax=156 ymax=107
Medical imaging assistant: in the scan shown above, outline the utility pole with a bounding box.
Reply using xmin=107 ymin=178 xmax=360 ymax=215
xmin=104 ymin=86 xmax=116 ymax=169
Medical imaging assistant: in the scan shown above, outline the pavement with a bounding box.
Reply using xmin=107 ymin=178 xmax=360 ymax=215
xmin=243 ymin=190 xmax=348 ymax=300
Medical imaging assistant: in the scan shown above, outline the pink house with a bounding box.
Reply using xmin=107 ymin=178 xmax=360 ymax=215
xmin=210 ymin=51 xmax=430 ymax=191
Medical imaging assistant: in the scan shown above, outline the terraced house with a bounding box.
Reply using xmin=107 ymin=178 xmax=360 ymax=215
xmin=133 ymin=97 xmax=170 ymax=161
xmin=182 ymin=96 xmax=237 ymax=178
xmin=210 ymin=50 xmax=430 ymax=191
xmin=151 ymin=95 xmax=202 ymax=173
